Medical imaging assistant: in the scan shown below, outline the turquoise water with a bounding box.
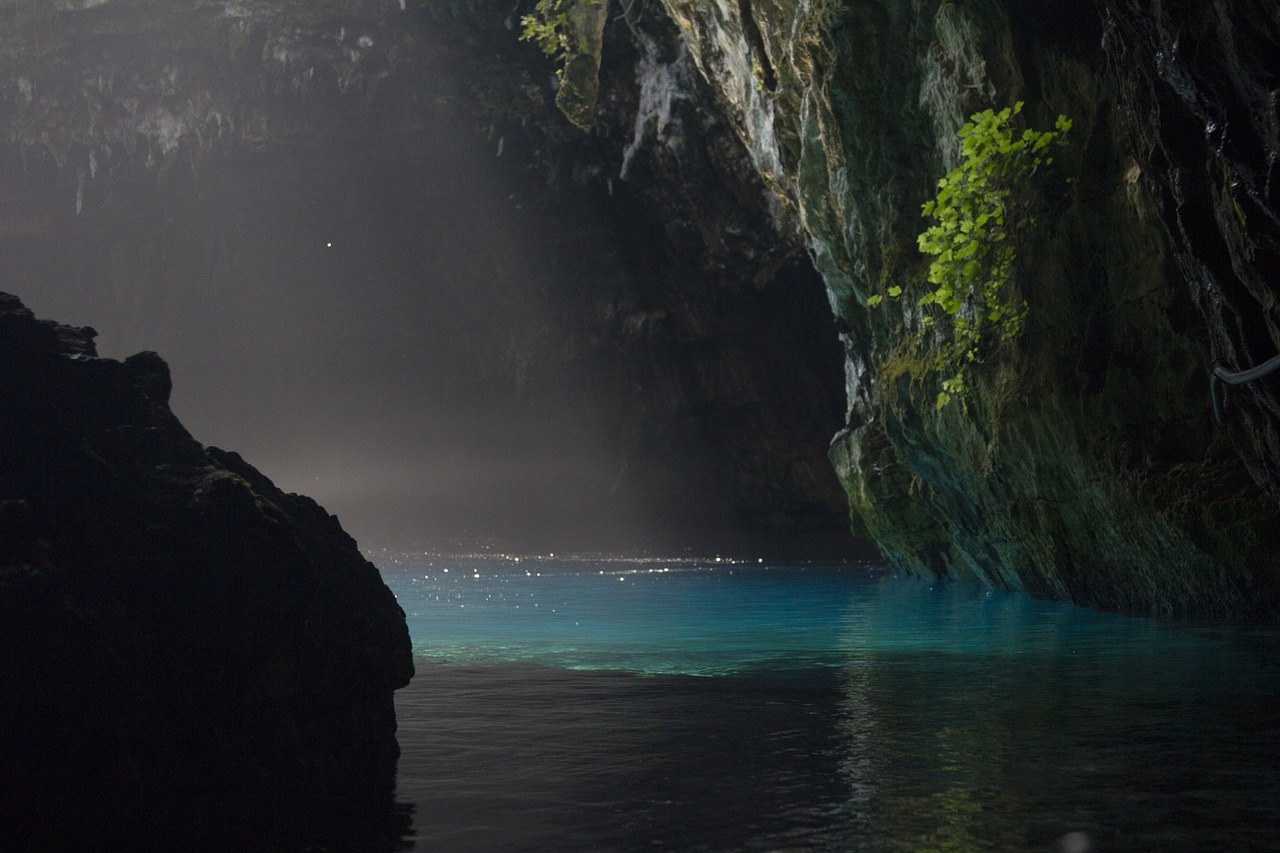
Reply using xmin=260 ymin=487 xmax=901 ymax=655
xmin=378 ymin=553 xmax=1280 ymax=852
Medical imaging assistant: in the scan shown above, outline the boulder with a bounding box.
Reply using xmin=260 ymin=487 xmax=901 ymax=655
xmin=0 ymin=292 xmax=414 ymax=847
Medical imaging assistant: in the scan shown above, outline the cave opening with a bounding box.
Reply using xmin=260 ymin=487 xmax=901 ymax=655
xmin=2 ymin=3 xmax=855 ymax=559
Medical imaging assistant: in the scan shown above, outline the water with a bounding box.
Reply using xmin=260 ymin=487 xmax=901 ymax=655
xmin=377 ymin=553 xmax=1280 ymax=852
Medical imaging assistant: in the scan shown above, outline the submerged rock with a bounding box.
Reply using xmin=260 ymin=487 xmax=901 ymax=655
xmin=0 ymin=292 xmax=413 ymax=846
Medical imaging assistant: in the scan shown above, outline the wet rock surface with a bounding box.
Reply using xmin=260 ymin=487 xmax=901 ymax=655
xmin=0 ymin=292 xmax=413 ymax=847
xmin=648 ymin=0 xmax=1280 ymax=615
xmin=1099 ymin=0 xmax=1280 ymax=503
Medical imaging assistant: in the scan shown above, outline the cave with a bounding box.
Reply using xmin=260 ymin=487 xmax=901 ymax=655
xmin=1 ymin=1 xmax=854 ymax=558
xmin=4 ymin=1 xmax=1280 ymax=850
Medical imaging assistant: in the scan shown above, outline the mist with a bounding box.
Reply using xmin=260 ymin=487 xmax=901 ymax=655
xmin=10 ymin=124 xmax=749 ymax=554
xmin=2 ymin=4 xmax=854 ymax=559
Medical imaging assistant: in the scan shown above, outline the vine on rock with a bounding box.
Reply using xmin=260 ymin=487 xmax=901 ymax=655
xmin=520 ymin=0 xmax=596 ymax=81
xmin=871 ymin=102 xmax=1072 ymax=409
xmin=518 ymin=0 xmax=607 ymax=129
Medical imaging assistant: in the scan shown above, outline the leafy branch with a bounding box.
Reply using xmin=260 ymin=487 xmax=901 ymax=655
xmin=520 ymin=0 xmax=596 ymax=81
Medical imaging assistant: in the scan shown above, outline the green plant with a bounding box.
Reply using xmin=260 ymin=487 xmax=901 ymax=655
xmin=871 ymin=102 xmax=1071 ymax=408
xmin=519 ymin=0 xmax=607 ymax=129
xmin=520 ymin=0 xmax=593 ymax=81
xmin=750 ymin=55 xmax=767 ymax=93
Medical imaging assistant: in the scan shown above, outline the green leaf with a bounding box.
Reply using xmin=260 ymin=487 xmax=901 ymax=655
xmin=905 ymin=102 xmax=1072 ymax=409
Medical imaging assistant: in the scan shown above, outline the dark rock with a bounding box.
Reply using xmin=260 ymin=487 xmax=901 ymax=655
xmin=0 ymin=293 xmax=413 ymax=847
xmin=390 ymin=2 xmax=858 ymax=555
xmin=1099 ymin=0 xmax=1280 ymax=502
xmin=122 ymin=350 xmax=173 ymax=405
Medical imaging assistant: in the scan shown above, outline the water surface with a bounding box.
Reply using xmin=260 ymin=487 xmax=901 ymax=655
xmin=378 ymin=553 xmax=1280 ymax=852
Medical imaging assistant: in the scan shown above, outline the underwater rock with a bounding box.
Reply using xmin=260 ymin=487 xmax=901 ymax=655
xmin=0 ymin=292 xmax=413 ymax=846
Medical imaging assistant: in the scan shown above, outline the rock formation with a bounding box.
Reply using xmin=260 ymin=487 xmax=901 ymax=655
xmin=637 ymin=0 xmax=1280 ymax=616
xmin=0 ymin=292 xmax=413 ymax=846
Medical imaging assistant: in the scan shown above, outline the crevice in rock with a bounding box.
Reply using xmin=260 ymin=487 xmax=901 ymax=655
xmin=737 ymin=0 xmax=776 ymax=92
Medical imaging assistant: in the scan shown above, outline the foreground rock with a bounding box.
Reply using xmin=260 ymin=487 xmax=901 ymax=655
xmin=0 ymin=293 xmax=414 ymax=846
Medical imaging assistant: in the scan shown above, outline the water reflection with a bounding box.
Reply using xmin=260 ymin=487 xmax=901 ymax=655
xmin=823 ymin=576 xmax=1280 ymax=852
xmin=384 ymin=558 xmax=1280 ymax=851
xmin=4 ymin=682 xmax=414 ymax=850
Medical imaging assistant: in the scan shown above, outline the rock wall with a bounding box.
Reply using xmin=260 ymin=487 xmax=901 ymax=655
xmin=0 ymin=0 xmax=424 ymax=222
xmin=0 ymin=292 xmax=413 ymax=846
xmin=650 ymin=0 xmax=1280 ymax=616
xmin=542 ymin=3 xmax=856 ymax=552
xmin=1100 ymin=0 xmax=1280 ymax=504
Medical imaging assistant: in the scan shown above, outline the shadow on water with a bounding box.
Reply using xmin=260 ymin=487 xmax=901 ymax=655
xmin=1 ymin=689 xmax=416 ymax=851
xmin=23 ymin=559 xmax=1266 ymax=850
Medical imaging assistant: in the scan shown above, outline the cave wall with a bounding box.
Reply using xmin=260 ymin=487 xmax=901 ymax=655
xmin=648 ymin=0 xmax=1280 ymax=616
xmin=1100 ymin=0 xmax=1280 ymax=505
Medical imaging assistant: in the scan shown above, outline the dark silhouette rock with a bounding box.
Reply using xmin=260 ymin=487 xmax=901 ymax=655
xmin=0 ymin=292 xmax=414 ymax=847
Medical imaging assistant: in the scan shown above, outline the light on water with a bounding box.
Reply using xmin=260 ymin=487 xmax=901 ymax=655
xmin=376 ymin=553 xmax=1280 ymax=852
xmin=389 ymin=553 xmax=874 ymax=676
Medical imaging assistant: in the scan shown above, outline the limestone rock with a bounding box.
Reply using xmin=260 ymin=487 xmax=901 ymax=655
xmin=0 ymin=292 xmax=414 ymax=846
xmin=650 ymin=0 xmax=1280 ymax=615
